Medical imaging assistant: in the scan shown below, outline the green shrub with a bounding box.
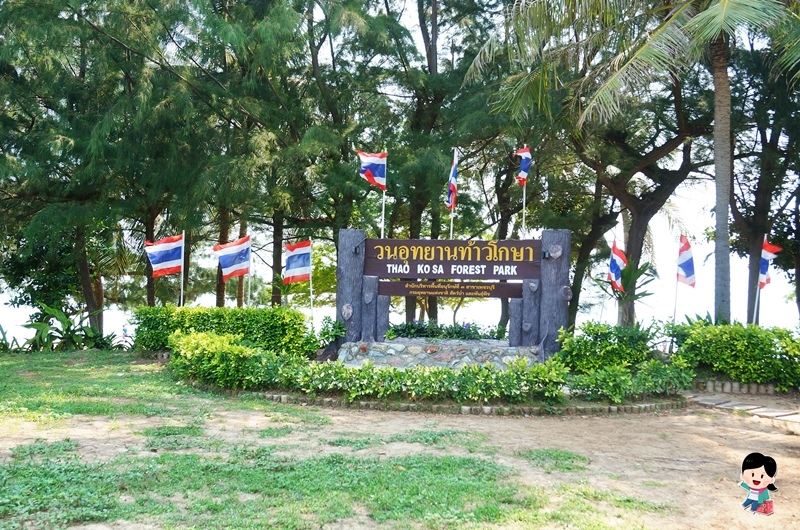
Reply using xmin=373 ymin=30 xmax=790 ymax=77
xmin=168 ymin=330 xmax=572 ymax=404
xmin=167 ymin=331 xmax=266 ymax=389
xmin=404 ymin=365 xmax=458 ymax=401
xmin=632 ymin=358 xmax=695 ymax=396
xmin=568 ymin=365 xmax=634 ymax=404
xmin=21 ymin=303 xmax=111 ymax=352
xmin=384 ymin=320 xmax=494 ymax=341
xmin=317 ymin=316 xmax=346 ymax=347
xmin=556 ymin=322 xmax=655 ymax=373
xmin=0 ymin=324 xmax=22 ymax=352
xmin=676 ymin=323 xmax=800 ymax=390
xmin=663 ymin=314 xmax=713 ymax=349
xmin=567 ymin=360 xmax=694 ymax=404
xmin=455 ymin=363 xmax=502 ymax=403
xmin=132 ymin=306 xmax=314 ymax=357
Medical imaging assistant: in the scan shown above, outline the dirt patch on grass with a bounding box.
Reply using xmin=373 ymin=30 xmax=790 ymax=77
xmin=3 ymin=391 xmax=800 ymax=529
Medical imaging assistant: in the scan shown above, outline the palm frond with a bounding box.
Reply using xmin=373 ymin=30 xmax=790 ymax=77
xmin=578 ymin=2 xmax=696 ymax=126
xmin=684 ymin=0 xmax=787 ymax=45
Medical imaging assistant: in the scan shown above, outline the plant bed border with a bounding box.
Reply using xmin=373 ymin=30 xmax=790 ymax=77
xmin=691 ymin=378 xmax=778 ymax=395
xmin=189 ymin=381 xmax=686 ymax=416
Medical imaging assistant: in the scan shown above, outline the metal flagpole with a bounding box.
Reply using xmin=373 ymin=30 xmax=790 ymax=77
xmin=522 ymin=182 xmax=527 ymax=236
xmin=754 ymin=234 xmax=768 ymax=325
xmin=669 ymin=274 xmax=679 ymax=353
xmin=247 ymin=243 xmax=252 ymax=307
xmin=522 ymin=144 xmax=527 ymax=237
xmin=672 ymin=269 xmax=679 ymax=323
xmin=179 ymin=230 xmax=185 ymax=306
xmin=309 ymin=238 xmax=315 ymax=329
xmin=381 ymin=147 xmax=387 ymax=239
xmin=449 ymin=211 xmax=454 ymax=239
xmin=449 ymin=147 xmax=456 ymax=239
xmin=754 ymin=279 xmax=762 ymax=325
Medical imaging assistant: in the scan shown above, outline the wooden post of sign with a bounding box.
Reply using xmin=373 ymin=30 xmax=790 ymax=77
xmin=508 ymin=298 xmax=523 ymax=346
xmin=362 ymin=275 xmax=378 ymax=342
xmin=539 ymin=229 xmax=571 ymax=358
xmin=377 ymin=295 xmax=390 ymax=341
xmin=521 ymin=279 xmax=541 ymax=348
xmin=336 ymin=229 xmax=366 ymax=343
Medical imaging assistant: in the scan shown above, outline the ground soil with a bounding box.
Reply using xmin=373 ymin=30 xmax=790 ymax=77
xmin=3 ymin=384 xmax=800 ymax=529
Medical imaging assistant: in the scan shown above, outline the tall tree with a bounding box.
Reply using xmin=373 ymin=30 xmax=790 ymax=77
xmin=724 ymin=45 xmax=800 ymax=323
xmin=471 ymin=0 xmax=790 ymax=324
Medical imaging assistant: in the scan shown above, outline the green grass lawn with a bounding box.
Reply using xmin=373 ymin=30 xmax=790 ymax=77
xmin=0 ymin=351 xmax=667 ymax=529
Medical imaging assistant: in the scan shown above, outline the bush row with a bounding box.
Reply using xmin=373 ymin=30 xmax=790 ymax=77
xmin=559 ymin=319 xmax=800 ymax=391
xmin=567 ymin=359 xmax=695 ymax=404
xmin=132 ymin=306 xmax=317 ymax=357
xmin=384 ymin=320 xmax=506 ymax=340
xmin=672 ymin=321 xmax=800 ymax=391
xmin=167 ymin=331 xmax=692 ymax=404
xmin=556 ymin=322 xmax=654 ymax=373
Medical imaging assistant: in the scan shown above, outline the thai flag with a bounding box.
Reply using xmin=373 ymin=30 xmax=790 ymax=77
xmin=677 ymin=235 xmax=696 ymax=287
xmin=607 ymin=240 xmax=627 ymax=292
xmin=357 ymin=150 xmax=387 ymax=191
xmin=284 ymin=240 xmax=312 ymax=284
xmin=759 ymin=239 xmax=782 ymax=289
xmin=213 ymin=235 xmax=251 ymax=282
xmin=144 ymin=233 xmax=184 ymax=278
xmin=444 ymin=149 xmax=458 ymax=210
xmin=515 ymin=147 xmax=531 ymax=186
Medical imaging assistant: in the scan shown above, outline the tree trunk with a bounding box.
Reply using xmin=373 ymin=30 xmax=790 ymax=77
xmin=216 ymin=207 xmax=230 ymax=307
xmin=272 ymin=212 xmax=284 ymax=307
xmin=145 ymin=213 xmax=156 ymax=307
xmin=406 ymin=202 xmax=426 ymax=322
xmin=91 ymin=274 xmax=104 ymax=334
xmin=617 ymin=210 xmax=646 ymax=326
xmin=795 ymin=252 xmax=800 ymax=322
xmin=747 ymin=237 xmax=763 ymax=324
xmin=75 ymin=228 xmax=102 ymax=334
xmin=182 ymin=230 xmax=191 ymax=306
xmin=793 ymin=198 xmax=800 ymax=321
xmin=428 ymin=197 xmax=441 ymax=322
xmin=711 ymin=35 xmax=732 ymax=323
xmin=237 ymin=219 xmax=247 ymax=307
xmin=568 ymin=182 xmax=618 ymax=329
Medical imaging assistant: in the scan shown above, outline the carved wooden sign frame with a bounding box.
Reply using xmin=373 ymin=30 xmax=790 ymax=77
xmin=335 ymin=229 xmax=571 ymax=358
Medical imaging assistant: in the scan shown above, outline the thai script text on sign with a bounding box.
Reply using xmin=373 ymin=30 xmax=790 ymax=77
xmin=364 ymin=238 xmax=541 ymax=280
xmin=378 ymin=281 xmax=522 ymax=298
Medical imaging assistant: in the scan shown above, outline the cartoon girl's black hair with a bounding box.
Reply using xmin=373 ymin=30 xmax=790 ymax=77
xmin=742 ymin=452 xmax=778 ymax=491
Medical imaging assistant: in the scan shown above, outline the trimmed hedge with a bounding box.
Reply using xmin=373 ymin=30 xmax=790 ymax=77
xmin=556 ymin=322 xmax=655 ymax=373
xmin=167 ymin=330 xmax=693 ymax=404
xmin=167 ymin=329 xmax=569 ymax=402
xmin=132 ymin=306 xmax=316 ymax=357
xmin=674 ymin=322 xmax=800 ymax=391
xmin=567 ymin=359 xmax=694 ymax=404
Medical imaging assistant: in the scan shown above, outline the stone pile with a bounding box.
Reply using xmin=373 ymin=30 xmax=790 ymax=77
xmin=337 ymin=338 xmax=541 ymax=369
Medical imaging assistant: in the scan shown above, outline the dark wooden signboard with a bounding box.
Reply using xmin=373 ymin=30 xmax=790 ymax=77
xmin=378 ymin=280 xmax=522 ymax=298
xmin=364 ymin=238 xmax=541 ymax=281
xmin=336 ymin=228 xmax=572 ymax=354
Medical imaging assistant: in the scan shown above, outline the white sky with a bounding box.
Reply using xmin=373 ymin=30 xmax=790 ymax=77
xmin=1 ymin=181 xmax=797 ymax=341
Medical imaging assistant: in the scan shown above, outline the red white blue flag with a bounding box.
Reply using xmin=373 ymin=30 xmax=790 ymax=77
xmin=213 ymin=235 xmax=251 ymax=282
xmin=357 ymin=150 xmax=387 ymax=191
xmin=607 ymin=240 xmax=627 ymax=292
xmin=284 ymin=240 xmax=312 ymax=284
xmin=515 ymin=147 xmax=531 ymax=186
xmin=444 ymin=149 xmax=459 ymax=210
xmin=759 ymin=239 xmax=782 ymax=289
xmin=677 ymin=235 xmax=696 ymax=287
xmin=144 ymin=233 xmax=184 ymax=278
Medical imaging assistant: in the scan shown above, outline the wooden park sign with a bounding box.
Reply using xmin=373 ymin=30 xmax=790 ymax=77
xmin=364 ymin=239 xmax=542 ymax=281
xmin=335 ymin=229 xmax=572 ymax=358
